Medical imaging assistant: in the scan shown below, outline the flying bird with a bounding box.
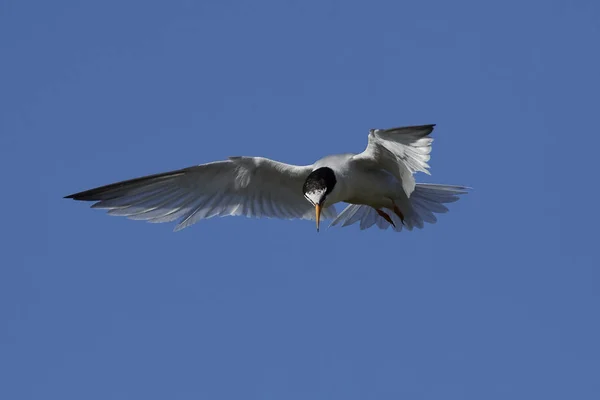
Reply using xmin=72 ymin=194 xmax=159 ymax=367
xmin=65 ymin=124 xmax=469 ymax=232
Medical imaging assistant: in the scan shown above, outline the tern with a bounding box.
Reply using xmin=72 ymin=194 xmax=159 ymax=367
xmin=65 ymin=124 xmax=469 ymax=232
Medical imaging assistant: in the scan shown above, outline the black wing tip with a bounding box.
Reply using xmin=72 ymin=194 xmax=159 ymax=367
xmin=415 ymin=124 xmax=436 ymax=134
xmin=409 ymin=123 xmax=436 ymax=130
xmin=63 ymin=193 xmax=88 ymax=201
xmin=377 ymin=123 xmax=436 ymax=133
xmin=63 ymin=189 xmax=101 ymax=201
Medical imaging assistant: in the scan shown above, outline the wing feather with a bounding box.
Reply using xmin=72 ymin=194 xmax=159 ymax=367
xmin=65 ymin=157 xmax=329 ymax=231
xmin=352 ymin=124 xmax=435 ymax=196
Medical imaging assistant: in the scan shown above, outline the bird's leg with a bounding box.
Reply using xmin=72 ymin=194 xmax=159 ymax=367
xmin=376 ymin=209 xmax=396 ymax=227
xmin=391 ymin=200 xmax=406 ymax=226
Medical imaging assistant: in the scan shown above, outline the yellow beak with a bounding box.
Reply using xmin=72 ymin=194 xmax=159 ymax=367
xmin=315 ymin=204 xmax=322 ymax=232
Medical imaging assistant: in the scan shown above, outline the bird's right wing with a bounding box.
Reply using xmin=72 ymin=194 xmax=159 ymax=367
xmin=65 ymin=157 xmax=337 ymax=231
xmin=352 ymin=124 xmax=435 ymax=197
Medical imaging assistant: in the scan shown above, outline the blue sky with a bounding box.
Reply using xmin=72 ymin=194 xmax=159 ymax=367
xmin=2 ymin=0 xmax=599 ymax=399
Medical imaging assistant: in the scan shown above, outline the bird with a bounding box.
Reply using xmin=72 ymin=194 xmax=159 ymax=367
xmin=65 ymin=124 xmax=469 ymax=232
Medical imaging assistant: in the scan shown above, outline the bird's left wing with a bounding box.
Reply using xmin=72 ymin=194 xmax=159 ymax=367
xmin=352 ymin=124 xmax=435 ymax=196
xmin=65 ymin=157 xmax=337 ymax=231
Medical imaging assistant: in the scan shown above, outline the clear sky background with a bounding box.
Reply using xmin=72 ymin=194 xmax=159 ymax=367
xmin=2 ymin=0 xmax=599 ymax=399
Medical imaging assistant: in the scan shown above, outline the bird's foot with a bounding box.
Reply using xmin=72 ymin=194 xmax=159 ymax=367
xmin=376 ymin=209 xmax=396 ymax=227
xmin=392 ymin=202 xmax=405 ymax=226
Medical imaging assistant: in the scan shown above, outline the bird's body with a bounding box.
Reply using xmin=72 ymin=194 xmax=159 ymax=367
xmin=313 ymin=153 xmax=403 ymax=209
xmin=66 ymin=124 xmax=469 ymax=232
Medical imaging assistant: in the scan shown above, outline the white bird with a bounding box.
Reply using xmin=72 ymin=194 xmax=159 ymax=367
xmin=65 ymin=124 xmax=469 ymax=232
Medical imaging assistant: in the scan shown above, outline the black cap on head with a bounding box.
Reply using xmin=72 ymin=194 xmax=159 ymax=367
xmin=303 ymin=167 xmax=337 ymax=206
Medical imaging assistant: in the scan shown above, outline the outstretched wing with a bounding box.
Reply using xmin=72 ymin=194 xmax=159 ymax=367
xmin=65 ymin=156 xmax=337 ymax=231
xmin=352 ymin=124 xmax=435 ymax=196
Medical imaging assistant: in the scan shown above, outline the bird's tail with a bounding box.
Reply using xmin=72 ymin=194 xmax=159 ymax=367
xmin=329 ymin=183 xmax=469 ymax=232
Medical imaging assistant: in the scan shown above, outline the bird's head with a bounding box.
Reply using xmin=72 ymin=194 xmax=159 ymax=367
xmin=303 ymin=167 xmax=337 ymax=232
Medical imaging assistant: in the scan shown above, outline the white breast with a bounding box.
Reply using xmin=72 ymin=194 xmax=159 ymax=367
xmin=314 ymin=154 xmax=402 ymax=208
